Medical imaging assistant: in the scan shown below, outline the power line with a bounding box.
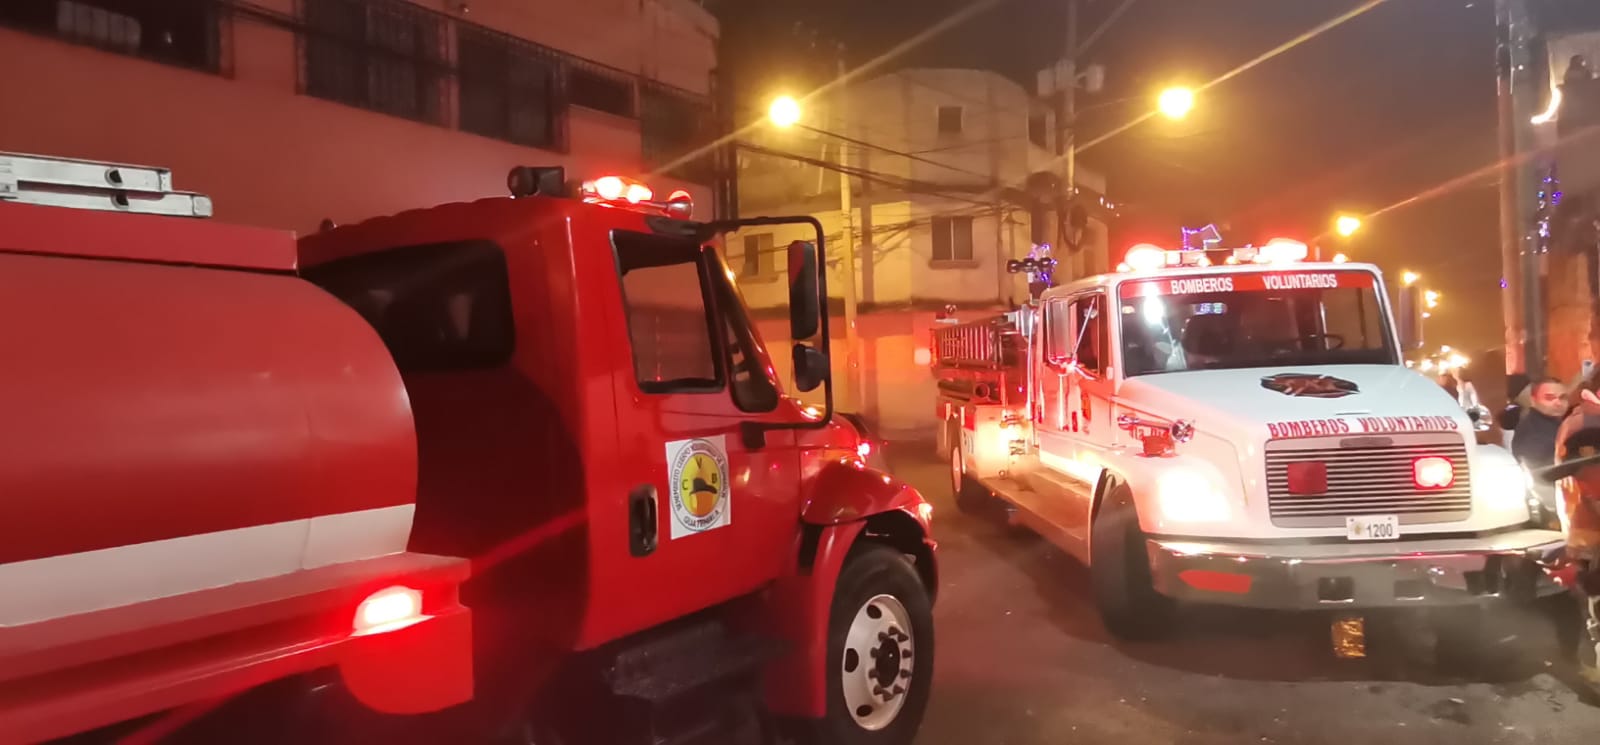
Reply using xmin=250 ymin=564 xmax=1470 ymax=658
xmin=736 ymin=141 xmax=1004 ymax=210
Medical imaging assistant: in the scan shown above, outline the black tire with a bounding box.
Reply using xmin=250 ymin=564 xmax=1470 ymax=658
xmin=795 ymin=543 xmax=934 ymax=745
xmin=1090 ymin=484 xmax=1174 ymax=641
xmin=948 ymin=438 xmax=992 ymax=514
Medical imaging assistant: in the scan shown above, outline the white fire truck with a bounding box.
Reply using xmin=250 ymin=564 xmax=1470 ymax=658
xmin=935 ymin=241 xmax=1565 ymax=640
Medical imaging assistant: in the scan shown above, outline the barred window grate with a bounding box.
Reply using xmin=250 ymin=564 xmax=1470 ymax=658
xmin=641 ymin=82 xmax=711 ymax=183
xmin=457 ymin=26 xmax=560 ymax=149
xmin=568 ymin=64 xmax=635 ymax=118
xmin=302 ymin=0 xmax=446 ymax=125
xmin=0 ymin=0 xmax=223 ymax=72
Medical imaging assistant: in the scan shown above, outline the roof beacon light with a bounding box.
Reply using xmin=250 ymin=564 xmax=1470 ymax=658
xmin=588 ymin=176 xmax=628 ymax=201
xmin=1124 ymin=244 xmax=1167 ymax=273
xmin=1259 ymin=237 xmax=1309 ymax=264
xmin=579 ymin=175 xmax=694 ymax=219
xmin=624 ymin=182 xmax=654 ymax=204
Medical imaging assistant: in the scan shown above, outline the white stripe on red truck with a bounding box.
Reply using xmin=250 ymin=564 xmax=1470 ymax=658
xmin=0 ymin=505 xmax=414 ymax=627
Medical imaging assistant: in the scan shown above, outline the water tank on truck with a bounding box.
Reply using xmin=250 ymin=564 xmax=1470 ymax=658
xmin=0 ymin=151 xmax=473 ymax=744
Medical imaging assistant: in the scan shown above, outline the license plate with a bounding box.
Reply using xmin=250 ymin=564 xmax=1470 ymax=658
xmin=1346 ymin=515 xmax=1399 ymax=541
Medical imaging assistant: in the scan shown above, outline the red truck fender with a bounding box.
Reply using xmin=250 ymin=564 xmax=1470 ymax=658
xmin=753 ymin=459 xmax=937 ymax=718
xmin=800 ymin=457 xmax=930 ymax=526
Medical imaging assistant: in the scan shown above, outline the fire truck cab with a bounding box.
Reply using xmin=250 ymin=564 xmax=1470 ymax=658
xmin=0 ymin=153 xmax=937 ymax=745
xmin=938 ymin=240 xmax=1564 ymax=639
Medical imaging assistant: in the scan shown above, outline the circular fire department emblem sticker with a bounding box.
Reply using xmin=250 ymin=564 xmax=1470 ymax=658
xmin=668 ymin=437 xmax=731 ymax=539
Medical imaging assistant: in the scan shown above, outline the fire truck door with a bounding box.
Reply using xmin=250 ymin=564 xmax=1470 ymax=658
xmin=602 ymin=231 xmax=798 ymax=637
xmin=1065 ymin=292 xmax=1114 ymax=465
xmin=1036 ymin=299 xmax=1075 ymax=447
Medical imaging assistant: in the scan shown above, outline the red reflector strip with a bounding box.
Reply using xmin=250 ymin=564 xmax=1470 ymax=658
xmin=1285 ymin=461 xmax=1328 ymax=495
xmin=1178 ymin=570 xmax=1253 ymax=595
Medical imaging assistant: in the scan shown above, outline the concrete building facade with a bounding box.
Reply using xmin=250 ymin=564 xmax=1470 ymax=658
xmin=0 ymin=0 xmax=718 ymax=233
xmin=728 ymin=68 xmax=1114 ymax=437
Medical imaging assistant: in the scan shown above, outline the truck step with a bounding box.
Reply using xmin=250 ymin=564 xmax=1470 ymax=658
xmin=605 ymin=620 xmax=786 ymax=703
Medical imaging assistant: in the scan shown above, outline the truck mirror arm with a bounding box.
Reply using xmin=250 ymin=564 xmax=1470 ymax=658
xmin=695 ymin=215 xmax=835 ymax=449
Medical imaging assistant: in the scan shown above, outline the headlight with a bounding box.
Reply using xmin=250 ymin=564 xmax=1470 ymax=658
xmin=1156 ymin=468 xmax=1231 ymax=523
xmin=1476 ymin=458 xmax=1533 ymax=515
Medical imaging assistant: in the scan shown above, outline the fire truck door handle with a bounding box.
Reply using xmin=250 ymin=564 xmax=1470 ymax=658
xmin=628 ymin=485 xmax=659 ymax=557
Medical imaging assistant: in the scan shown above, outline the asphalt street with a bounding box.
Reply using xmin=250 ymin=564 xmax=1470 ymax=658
xmin=891 ymin=443 xmax=1600 ymax=745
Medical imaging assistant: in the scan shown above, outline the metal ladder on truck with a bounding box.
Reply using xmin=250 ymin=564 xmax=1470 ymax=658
xmin=0 ymin=151 xmax=212 ymax=217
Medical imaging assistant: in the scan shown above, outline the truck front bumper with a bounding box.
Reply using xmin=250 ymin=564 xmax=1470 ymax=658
xmin=1146 ymin=528 xmax=1567 ymax=610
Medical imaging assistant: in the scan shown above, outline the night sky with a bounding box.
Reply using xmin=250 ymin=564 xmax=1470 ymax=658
xmin=714 ymin=0 xmax=1600 ymax=356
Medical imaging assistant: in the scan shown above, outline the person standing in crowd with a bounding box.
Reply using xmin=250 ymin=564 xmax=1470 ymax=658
xmin=1517 ymin=379 xmax=1569 ymax=521
xmin=1539 ymin=427 xmax=1600 ymax=693
xmin=1515 ymin=378 xmax=1569 ymax=471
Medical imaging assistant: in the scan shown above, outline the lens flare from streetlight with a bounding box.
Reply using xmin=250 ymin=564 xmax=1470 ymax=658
xmin=768 ymin=95 xmax=801 ymax=128
xmin=1335 ymin=215 xmax=1362 ymax=237
xmin=1157 ymin=87 xmax=1195 ymax=120
xmin=1401 ymin=270 xmax=1419 ymax=287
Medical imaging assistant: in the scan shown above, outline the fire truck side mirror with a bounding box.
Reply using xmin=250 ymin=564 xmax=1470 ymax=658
xmin=787 ymin=240 xmax=822 ymax=341
xmin=793 ymin=344 xmax=829 ymax=393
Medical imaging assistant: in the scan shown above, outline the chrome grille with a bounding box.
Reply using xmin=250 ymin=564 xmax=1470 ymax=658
xmin=1265 ymin=436 xmax=1472 ymax=528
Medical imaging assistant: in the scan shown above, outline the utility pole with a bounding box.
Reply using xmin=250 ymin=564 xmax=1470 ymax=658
xmin=1062 ymin=0 xmax=1079 ymax=197
xmin=1496 ymin=0 xmax=1544 ymax=378
xmin=835 ymin=50 xmax=861 ymax=412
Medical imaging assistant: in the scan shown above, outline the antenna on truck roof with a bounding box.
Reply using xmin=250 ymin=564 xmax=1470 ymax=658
xmin=0 ymin=151 xmax=213 ymax=218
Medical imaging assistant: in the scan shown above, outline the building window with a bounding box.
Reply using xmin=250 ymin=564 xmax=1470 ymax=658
xmin=302 ymin=0 xmax=447 ymax=125
xmin=1029 ymin=113 xmax=1049 ymax=149
xmin=0 ymin=0 xmax=222 ymax=72
xmin=741 ymin=233 xmax=774 ymax=278
xmin=937 ymin=105 xmax=963 ymax=134
xmin=641 ymin=82 xmax=712 ymax=183
xmin=568 ymin=64 xmax=635 ymax=118
xmin=457 ymin=26 xmax=560 ymax=148
xmin=931 ymin=215 xmax=975 ymax=263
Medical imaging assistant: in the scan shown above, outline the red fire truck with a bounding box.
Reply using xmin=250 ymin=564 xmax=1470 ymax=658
xmin=0 ymin=153 xmax=936 ymax=744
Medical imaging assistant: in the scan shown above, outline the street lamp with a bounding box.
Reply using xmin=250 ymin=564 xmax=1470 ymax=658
xmin=768 ymin=95 xmax=801 ymax=129
xmin=1401 ymin=270 xmax=1420 ymax=287
xmin=1335 ymin=214 xmax=1362 ymax=238
xmin=1157 ymin=86 xmax=1196 ymax=120
xmin=1425 ymin=289 xmax=1440 ymax=310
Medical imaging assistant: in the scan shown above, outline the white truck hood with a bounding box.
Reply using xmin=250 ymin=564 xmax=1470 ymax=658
xmin=1118 ymin=364 xmax=1469 ymax=444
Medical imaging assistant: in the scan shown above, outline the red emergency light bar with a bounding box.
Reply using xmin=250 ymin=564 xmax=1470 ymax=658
xmin=506 ymin=166 xmax=693 ymax=219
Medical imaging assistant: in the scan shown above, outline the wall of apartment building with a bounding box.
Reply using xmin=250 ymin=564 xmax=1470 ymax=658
xmin=0 ymin=0 xmax=717 ymax=234
xmin=728 ymin=198 xmax=1036 ymax=311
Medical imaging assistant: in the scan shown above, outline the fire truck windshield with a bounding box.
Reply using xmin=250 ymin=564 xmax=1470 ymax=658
xmin=1118 ymin=273 xmax=1396 ymax=376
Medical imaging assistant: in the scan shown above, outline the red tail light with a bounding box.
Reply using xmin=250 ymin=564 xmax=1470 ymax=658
xmin=354 ymin=586 xmax=425 ymax=636
xmin=1412 ymin=456 xmax=1454 ymax=489
xmin=1286 ymin=461 xmax=1328 ymax=495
